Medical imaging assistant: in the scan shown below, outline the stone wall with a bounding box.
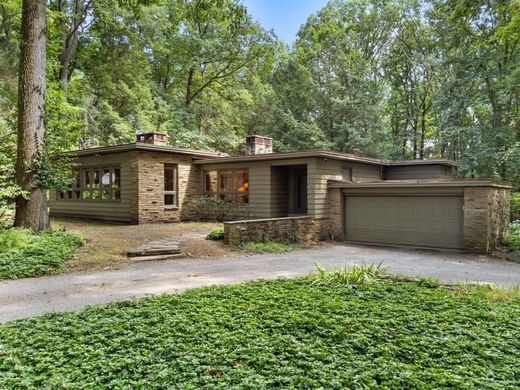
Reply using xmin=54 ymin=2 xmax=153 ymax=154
xmin=464 ymin=186 xmax=510 ymax=254
xmin=135 ymin=151 xmax=201 ymax=224
xmin=224 ymin=216 xmax=329 ymax=245
xmin=328 ymin=188 xmax=343 ymax=240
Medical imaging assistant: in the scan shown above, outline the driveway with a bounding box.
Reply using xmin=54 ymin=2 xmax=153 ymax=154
xmin=1 ymin=243 xmax=519 ymax=323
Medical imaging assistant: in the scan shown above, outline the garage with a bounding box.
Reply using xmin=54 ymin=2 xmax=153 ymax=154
xmin=344 ymin=195 xmax=464 ymax=249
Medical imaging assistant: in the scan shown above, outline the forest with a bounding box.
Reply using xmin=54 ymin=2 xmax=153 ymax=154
xmin=1 ymin=0 xmax=519 ymax=208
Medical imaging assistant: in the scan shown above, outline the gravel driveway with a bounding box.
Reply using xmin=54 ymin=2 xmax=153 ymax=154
xmin=1 ymin=242 xmax=519 ymax=323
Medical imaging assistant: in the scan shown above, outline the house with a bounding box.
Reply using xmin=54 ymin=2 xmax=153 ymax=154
xmin=49 ymin=133 xmax=511 ymax=254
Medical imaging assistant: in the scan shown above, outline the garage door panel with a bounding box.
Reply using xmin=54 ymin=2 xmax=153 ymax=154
xmin=345 ymin=196 xmax=464 ymax=249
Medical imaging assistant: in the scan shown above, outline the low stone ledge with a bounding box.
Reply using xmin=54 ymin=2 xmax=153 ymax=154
xmin=224 ymin=216 xmax=328 ymax=245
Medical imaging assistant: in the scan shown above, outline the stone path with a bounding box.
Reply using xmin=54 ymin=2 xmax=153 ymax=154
xmin=126 ymin=233 xmax=206 ymax=261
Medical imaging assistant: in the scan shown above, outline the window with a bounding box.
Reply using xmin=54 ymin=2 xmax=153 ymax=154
xmin=164 ymin=164 xmax=178 ymax=208
xmin=341 ymin=167 xmax=353 ymax=181
xmin=204 ymin=169 xmax=249 ymax=203
xmin=59 ymin=166 xmax=121 ymax=201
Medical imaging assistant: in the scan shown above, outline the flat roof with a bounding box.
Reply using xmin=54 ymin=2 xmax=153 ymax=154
xmin=70 ymin=143 xmax=458 ymax=167
xmin=328 ymin=179 xmax=511 ymax=189
xmin=193 ymin=150 xmax=459 ymax=167
xmin=70 ymin=143 xmax=227 ymax=159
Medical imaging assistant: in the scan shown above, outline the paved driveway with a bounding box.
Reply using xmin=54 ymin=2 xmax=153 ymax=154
xmin=1 ymin=243 xmax=519 ymax=323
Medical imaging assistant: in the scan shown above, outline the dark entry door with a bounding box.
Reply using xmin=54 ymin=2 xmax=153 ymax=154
xmin=294 ymin=169 xmax=307 ymax=214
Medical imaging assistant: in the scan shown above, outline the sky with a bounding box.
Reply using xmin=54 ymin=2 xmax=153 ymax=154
xmin=242 ymin=0 xmax=330 ymax=43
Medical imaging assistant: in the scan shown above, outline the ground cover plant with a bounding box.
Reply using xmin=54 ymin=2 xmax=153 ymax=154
xmin=0 ymin=227 xmax=83 ymax=279
xmin=233 ymin=240 xmax=307 ymax=253
xmin=1 ymin=270 xmax=519 ymax=388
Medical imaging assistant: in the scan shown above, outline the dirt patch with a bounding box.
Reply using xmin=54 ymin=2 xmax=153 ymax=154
xmin=52 ymin=218 xmax=228 ymax=272
xmin=180 ymin=238 xmax=241 ymax=259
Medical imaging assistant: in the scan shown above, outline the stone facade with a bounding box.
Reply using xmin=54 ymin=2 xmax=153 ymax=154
xmin=328 ymin=188 xmax=343 ymax=240
xmin=464 ymin=186 xmax=510 ymax=254
xmin=134 ymin=151 xmax=201 ymax=224
xmin=224 ymin=216 xmax=329 ymax=245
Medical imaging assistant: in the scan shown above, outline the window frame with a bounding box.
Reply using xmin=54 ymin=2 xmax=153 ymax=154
xmin=203 ymin=168 xmax=249 ymax=204
xmin=58 ymin=165 xmax=121 ymax=202
xmin=341 ymin=166 xmax=353 ymax=181
xmin=164 ymin=164 xmax=179 ymax=209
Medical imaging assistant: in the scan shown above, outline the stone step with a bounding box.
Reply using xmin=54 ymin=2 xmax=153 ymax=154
xmin=127 ymin=247 xmax=181 ymax=257
xmin=130 ymin=253 xmax=185 ymax=262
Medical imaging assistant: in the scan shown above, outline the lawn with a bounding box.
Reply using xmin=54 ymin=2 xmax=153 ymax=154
xmin=1 ymin=275 xmax=519 ymax=388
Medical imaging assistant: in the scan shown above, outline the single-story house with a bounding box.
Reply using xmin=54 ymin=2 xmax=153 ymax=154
xmin=49 ymin=133 xmax=510 ymax=254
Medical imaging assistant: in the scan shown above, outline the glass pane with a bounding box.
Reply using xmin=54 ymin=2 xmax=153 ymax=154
xmin=164 ymin=194 xmax=174 ymax=205
xmin=92 ymin=169 xmax=101 ymax=200
xmin=74 ymin=170 xmax=81 ymax=188
xmin=102 ymin=168 xmax=111 ymax=200
xmin=205 ymin=171 xmax=217 ymax=192
xmin=164 ymin=167 xmax=174 ymax=191
xmin=74 ymin=190 xmax=81 ymax=199
xmin=113 ymin=168 xmax=120 ymax=187
xmin=219 ymin=171 xmax=235 ymax=192
xmin=82 ymin=169 xmax=91 ymax=199
xmin=236 ymin=171 xmax=249 ymax=192
xmin=59 ymin=192 xmax=65 ymax=199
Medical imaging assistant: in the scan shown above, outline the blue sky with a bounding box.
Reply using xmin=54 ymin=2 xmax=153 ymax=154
xmin=242 ymin=0 xmax=330 ymax=43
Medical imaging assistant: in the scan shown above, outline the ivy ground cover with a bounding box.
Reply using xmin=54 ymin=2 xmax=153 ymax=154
xmin=0 ymin=228 xmax=84 ymax=279
xmin=1 ymin=278 xmax=519 ymax=388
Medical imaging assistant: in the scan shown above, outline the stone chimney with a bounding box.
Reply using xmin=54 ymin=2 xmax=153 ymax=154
xmin=136 ymin=132 xmax=168 ymax=146
xmin=245 ymin=135 xmax=273 ymax=155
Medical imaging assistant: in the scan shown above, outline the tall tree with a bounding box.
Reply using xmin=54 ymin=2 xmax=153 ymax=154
xmin=14 ymin=0 xmax=49 ymax=231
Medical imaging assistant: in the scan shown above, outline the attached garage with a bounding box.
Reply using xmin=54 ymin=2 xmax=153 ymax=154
xmin=327 ymin=180 xmax=511 ymax=254
xmin=344 ymin=195 xmax=464 ymax=249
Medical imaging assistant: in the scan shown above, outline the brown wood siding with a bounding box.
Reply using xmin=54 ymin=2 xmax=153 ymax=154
xmin=199 ymin=161 xmax=272 ymax=218
xmin=49 ymin=151 xmax=137 ymax=223
xmin=384 ymin=165 xmax=451 ymax=180
xmin=308 ymin=159 xmax=382 ymax=218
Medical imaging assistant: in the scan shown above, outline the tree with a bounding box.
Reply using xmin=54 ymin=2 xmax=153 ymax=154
xmin=14 ymin=0 xmax=49 ymax=231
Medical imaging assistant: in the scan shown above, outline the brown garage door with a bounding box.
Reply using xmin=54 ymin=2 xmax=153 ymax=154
xmin=344 ymin=196 xmax=464 ymax=249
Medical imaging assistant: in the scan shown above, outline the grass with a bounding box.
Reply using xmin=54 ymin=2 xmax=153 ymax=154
xmin=1 ymin=271 xmax=519 ymax=388
xmin=234 ymin=240 xmax=307 ymax=253
xmin=0 ymin=228 xmax=84 ymax=279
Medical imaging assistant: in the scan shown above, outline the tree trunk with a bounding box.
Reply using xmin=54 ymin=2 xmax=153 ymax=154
xmin=14 ymin=0 xmax=49 ymax=232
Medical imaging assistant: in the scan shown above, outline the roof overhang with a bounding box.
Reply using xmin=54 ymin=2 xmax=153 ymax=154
xmin=194 ymin=150 xmax=458 ymax=167
xmin=68 ymin=143 xmax=226 ymax=159
xmin=328 ymin=180 xmax=511 ymax=189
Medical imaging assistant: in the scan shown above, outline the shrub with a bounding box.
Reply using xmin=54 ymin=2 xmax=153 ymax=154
xmin=206 ymin=226 xmax=224 ymax=240
xmin=511 ymin=192 xmax=520 ymax=222
xmin=190 ymin=196 xmax=253 ymax=221
xmin=0 ymin=229 xmax=84 ymax=279
xmin=503 ymin=220 xmax=520 ymax=251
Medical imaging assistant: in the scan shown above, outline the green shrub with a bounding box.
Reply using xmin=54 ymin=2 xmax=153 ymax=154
xmin=206 ymin=226 xmax=224 ymax=240
xmin=511 ymin=192 xmax=520 ymax=222
xmin=234 ymin=241 xmax=306 ymax=253
xmin=0 ymin=229 xmax=84 ymax=279
xmin=504 ymin=221 xmax=520 ymax=251
xmin=190 ymin=196 xmax=253 ymax=221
